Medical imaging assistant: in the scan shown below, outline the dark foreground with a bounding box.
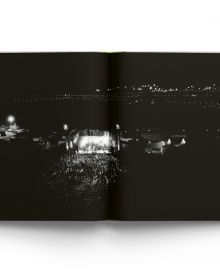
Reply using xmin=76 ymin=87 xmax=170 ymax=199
xmin=1 ymin=130 xmax=220 ymax=220
xmin=110 ymin=140 xmax=220 ymax=220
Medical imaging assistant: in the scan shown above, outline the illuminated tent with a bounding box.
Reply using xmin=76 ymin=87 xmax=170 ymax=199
xmin=174 ymin=138 xmax=186 ymax=147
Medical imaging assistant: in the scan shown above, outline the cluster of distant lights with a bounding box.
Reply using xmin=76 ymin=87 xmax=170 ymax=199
xmin=1 ymin=83 xmax=220 ymax=104
xmin=96 ymin=83 xmax=220 ymax=93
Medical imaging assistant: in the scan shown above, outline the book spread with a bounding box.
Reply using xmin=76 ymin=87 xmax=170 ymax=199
xmin=0 ymin=52 xmax=219 ymax=220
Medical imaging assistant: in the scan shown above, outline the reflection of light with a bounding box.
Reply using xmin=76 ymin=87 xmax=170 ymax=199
xmin=70 ymin=141 xmax=73 ymax=148
xmin=116 ymin=124 xmax=120 ymax=129
xmin=167 ymin=138 xmax=171 ymax=145
xmin=7 ymin=115 xmax=15 ymax=124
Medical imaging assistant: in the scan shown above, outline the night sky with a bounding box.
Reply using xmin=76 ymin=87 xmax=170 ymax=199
xmin=1 ymin=53 xmax=220 ymax=98
xmin=109 ymin=53 xmax=220 ymax=88
xmin=0 ymin=53 xmax=109 ymax=97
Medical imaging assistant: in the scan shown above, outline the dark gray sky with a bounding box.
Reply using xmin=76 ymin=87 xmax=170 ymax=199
xmin=0 ymin=53 xmax=109 ymax=97
xmin=109 ymin=53 xmax=220 ymax=88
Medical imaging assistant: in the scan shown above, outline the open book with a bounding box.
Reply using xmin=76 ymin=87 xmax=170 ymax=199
xmin=0 ymin=52 xmax=220 ymax=220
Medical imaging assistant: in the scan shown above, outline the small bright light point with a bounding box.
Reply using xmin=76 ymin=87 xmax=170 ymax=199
xmin=63 ymin=124 xmax=68 ymax=131
xmin=7 ymin=115 xmax=15 ymax=123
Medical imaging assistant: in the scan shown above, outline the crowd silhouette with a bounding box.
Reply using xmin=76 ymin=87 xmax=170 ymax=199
xmin=43 ymin=151 xmax=123 ymax=204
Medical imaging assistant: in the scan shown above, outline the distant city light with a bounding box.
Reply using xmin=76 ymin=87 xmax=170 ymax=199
xmin=7 ymin=115 xmax=15 ymax=124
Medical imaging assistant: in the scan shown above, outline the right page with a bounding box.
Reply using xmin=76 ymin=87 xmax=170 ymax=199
xmin=109 ymin=52 xmax=220 ymax=220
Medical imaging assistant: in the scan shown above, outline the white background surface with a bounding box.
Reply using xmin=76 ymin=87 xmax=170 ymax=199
xmin=0 ymin=0 xmax=220 ymax=279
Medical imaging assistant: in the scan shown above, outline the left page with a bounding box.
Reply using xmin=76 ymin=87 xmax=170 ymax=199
xmin=0 ymin=52 xmax=110 ymax=220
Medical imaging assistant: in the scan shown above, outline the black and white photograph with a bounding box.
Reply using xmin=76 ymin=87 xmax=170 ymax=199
xmin=1 ymin=52 xmax=220 ymax=220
